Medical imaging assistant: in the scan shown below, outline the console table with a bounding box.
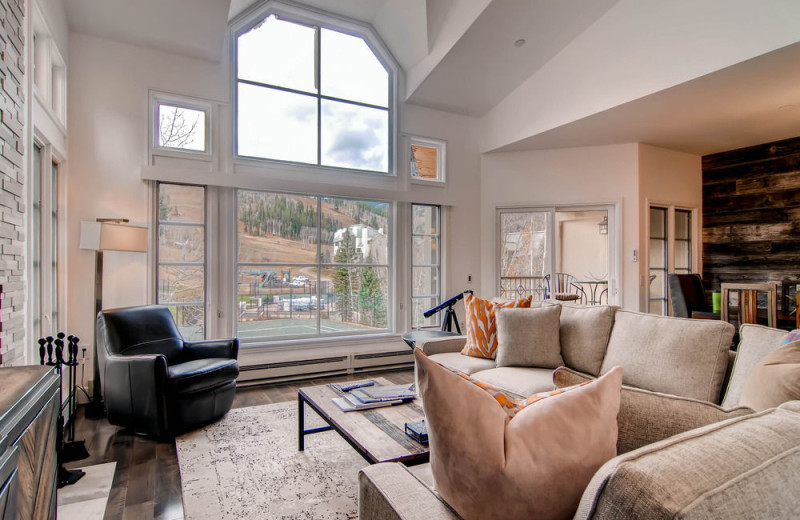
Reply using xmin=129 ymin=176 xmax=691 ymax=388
xmin=0 ymin=366 xmax=60 ymax=520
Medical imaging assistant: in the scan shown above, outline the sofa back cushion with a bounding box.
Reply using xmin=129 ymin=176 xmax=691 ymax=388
xmin=553 ymin=303 xmax=617 ymax=376
xmin=721 ymin=323 xmax=788 ymax=408
xmin=600 ymin=310 xmax=734 ymax=402
xmin=575 ymin=402 xmax=800 ymax=520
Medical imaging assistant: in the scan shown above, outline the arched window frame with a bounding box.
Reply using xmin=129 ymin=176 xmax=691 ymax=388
xmin=229 ymin=1 xmax=399 ymax=176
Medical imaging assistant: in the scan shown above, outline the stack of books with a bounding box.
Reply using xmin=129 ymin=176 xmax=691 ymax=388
xmin=332 ymin=382 xmax=416 ymax=412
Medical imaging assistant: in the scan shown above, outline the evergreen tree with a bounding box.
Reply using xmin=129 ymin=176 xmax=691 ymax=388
xmin=359 ymin=265 xmax=385 ymax=327
xmin=333 ymin=230 xmax=358 ymax=323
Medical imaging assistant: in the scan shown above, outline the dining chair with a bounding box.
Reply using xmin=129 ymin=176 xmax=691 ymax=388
xmin=720 ymin=282 xmax=778 ymax=328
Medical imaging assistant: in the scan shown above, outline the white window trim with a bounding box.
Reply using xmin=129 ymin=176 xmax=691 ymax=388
xmin=408 ymin=136 xmax=447 ymax=185
xmin=228 ymin=0 xmax=399 ymax=177
xmin=32 ymin=1 xmax=67 ymax=131
xmin=149 ymin=90 xmax=215 ymax=162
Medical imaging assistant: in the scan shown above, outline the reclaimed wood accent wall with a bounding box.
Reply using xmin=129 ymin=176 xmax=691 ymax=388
xmin=702 ymin=136 xmax=800 ymax=296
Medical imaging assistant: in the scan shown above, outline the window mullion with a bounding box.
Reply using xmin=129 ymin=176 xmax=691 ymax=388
xmin=315 ymin=26 xmax=322 ymax=166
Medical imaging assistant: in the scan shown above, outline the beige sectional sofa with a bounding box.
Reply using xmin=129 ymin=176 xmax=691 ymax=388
xmin=359 ymin=303 xmax=800 ymax=519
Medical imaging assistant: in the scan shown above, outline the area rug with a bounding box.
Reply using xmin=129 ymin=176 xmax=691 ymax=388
xmin=176 ymin=402 xmax=368 ymax=519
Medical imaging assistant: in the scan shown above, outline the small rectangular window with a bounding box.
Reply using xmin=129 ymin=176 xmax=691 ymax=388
xmin=410 ymin=137 xmax=446 ymax=183
xmin=157 ymin=103 xmax=207 ymax=152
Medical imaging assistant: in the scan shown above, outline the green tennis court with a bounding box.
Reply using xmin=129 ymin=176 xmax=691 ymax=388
xmin=237 ymin=318 xmax=378 ymax=338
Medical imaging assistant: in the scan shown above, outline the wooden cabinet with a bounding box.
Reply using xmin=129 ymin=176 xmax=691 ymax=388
xmin=0 ymin=366 xmax=60 ymax=520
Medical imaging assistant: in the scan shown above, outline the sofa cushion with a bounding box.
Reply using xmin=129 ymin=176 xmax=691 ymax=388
xmin=721 ymin=323 xmax=788 ymax=408
xmin=495 ymin=306 xmax=563 ymax=368
xmin=167 ymin=358 xmax=239 ymax=394
xmin=554 ymin=366 xmax=753 ymax=454
xmin=461 ymin=293 xmax=532 ymax=359
xmin=416 ymin=348 xmax=622 ymax=520
xmin=600 ymin=310 xmax=734 ymax=402
xmin=428 ymin=352 xmax=496 ymax=375
xmin=575 ymin=402 xmax=800 ymax=520
xmin=555 ymin=303 xmax=617 ymax=376
xmin=739 ymin=340 xmax=800 ymax=411
xmin=472 ymin=367 xmax=556 ymax=396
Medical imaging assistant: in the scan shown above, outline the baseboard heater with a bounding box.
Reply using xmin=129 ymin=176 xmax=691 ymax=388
xmin=236 ymin=350 xmax=413 ymax=386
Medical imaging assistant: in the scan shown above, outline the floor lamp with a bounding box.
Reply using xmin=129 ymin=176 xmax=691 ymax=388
xmin=79 ymin=218 xmax=148 ymax=415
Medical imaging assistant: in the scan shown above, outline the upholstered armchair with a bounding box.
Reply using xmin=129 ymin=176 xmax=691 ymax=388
xmin=96 ymin=305 xmax=239 ymax=438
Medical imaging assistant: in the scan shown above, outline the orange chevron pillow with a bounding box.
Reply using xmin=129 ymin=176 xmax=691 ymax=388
xmin=461 ymin=293 xmax=532 ymax=359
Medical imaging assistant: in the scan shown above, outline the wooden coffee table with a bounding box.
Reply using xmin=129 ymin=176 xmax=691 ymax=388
xmin=298 ymin=377 xmax=429 ymax=465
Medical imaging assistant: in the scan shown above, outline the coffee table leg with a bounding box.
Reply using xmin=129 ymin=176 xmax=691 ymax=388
xmin=298 ymin=394 xmax=305 ymax=451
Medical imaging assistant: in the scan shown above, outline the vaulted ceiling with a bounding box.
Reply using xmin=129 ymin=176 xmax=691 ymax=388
xmin=64 ymin=0 xmax=800 ymax=156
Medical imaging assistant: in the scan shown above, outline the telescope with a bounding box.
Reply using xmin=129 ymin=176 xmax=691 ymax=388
xmin=423 ymin=290 xmax=472 ymax=333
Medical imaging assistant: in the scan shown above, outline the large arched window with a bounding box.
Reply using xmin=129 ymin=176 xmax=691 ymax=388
xmin=233 ymin=2 xmax=395 ymax=174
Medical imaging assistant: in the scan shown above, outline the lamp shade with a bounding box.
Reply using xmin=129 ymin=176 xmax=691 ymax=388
xmin=80 ymin=221 xmax=148 ymax=252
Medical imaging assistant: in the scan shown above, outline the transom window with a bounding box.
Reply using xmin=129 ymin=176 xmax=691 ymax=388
xmin=235 ymin=11 xmax=392 ymax=173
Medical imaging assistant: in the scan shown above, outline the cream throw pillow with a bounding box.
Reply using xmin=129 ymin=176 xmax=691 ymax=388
xmin=495 ymin=306 xmax=563 ymax=368
xmin=416 ymin=348 xmax=622 ymax=520
xmin=740 ymin=340 xmax=800 ymax=411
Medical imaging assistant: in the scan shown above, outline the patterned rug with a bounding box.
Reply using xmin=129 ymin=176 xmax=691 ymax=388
xmin=176 ymin=402 xmax=368 ymax=520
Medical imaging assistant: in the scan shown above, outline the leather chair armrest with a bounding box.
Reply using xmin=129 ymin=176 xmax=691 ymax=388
xmin=183 ymin=338 xmax=240 ymax=360
xmin=104 ymin=353 xmax=170 ymax=437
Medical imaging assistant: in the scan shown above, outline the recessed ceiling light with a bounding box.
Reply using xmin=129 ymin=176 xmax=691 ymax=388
xmin=514 ymin=39 xmax=526 ymax=48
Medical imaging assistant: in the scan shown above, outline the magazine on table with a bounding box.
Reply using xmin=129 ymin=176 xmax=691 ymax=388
xmin=358 ymin=384 xmax=417 ymax=401
xmin=332 ymin=394 xmax=403 ymax=412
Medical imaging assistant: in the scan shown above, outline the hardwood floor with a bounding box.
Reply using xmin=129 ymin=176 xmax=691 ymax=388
xmin=66 ymin=368 xmax=414 ymax=520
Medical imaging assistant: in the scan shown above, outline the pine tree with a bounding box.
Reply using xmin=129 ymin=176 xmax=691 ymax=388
xmin=333 ymin=230 xmax=358 ymax=323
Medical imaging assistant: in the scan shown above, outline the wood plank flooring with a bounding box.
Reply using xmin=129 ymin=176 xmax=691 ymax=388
xmin=66 ymin=369 xmax=413 ymax=520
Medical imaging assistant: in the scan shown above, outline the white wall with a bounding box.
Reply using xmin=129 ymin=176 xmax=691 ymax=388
xmin=66 ymin=32 xmax=481 ymax=366
xmin=638 ymin=143 xmax=702 ymax=309
xmin=479 ymin=144 xmax=640 ymax=308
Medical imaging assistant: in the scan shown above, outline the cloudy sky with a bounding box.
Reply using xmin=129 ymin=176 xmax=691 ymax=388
xmin=236 ymin=15 xmax=389 ymax=172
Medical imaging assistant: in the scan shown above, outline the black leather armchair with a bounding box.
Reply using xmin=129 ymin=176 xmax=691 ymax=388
xmin=96 ymin=305 xmax=239 ymax=438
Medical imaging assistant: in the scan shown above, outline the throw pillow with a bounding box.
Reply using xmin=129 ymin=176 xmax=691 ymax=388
xmin=416 ymin=348 xmax=622 ymax=520
xmin=461 ymin=293 xmax=532 ymax=359
xmin=495 ymin=306 xmax=563 ymax=369
xmin=782 ymin=329 xmax=800 ymax=344
xmin=739 ymin=340 xmax=800 ymax=411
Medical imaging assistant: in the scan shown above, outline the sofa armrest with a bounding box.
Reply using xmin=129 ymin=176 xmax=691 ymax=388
xmin=359 ymin=464 xmax=462 ymax=520
xmin=417 ymin=336 xmax=467 ymax=356
xmin=554 ymin=367 xmax=754 ymax=454
xmin=104 ymin=353 xmax=170 ymax=437
xmin=183 ymin=338 xmax=239 ymax=360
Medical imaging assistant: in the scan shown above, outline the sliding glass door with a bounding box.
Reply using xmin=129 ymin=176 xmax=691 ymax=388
xmin=497 ymin=205 xmax=617 ymax=304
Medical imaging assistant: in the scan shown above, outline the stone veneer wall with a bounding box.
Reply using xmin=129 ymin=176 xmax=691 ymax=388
xmin=0 ymin=0 xmax=25 ymax=366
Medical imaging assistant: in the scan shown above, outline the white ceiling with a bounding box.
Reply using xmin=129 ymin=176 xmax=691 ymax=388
xmin=63 ymin=0 xmax=800 ymax=157
xmin=406 ymin=0 xmax=620 ymax=117
xmin=495 ymin=41 xmax=800 ymax=156
xmin=64 ymin=0 xmax=231 ymax=61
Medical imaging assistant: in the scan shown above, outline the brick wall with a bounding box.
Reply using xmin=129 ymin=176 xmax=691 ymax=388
xmin=0 ymin=0 xmax=25 ymax=366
